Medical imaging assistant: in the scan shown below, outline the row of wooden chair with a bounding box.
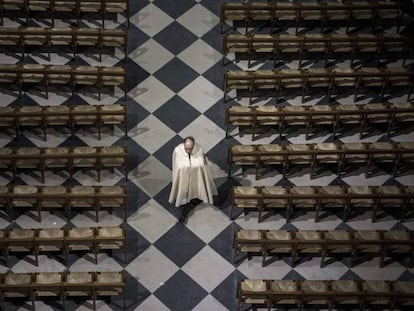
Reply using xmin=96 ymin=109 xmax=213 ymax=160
xmin=0 ymin=146 xmax=128 ymax=182
xmin=0 ymin=270 xmax=125 ymax=311
xmin=0 ymin=226 xmax=126 ymax=266
xmin=225 ymin=102 xmax=414 ymax=140
xmin=0 ymin=0 xmax=129 ymax=27
xmin=223 ymin=67 xmax=414 ymax=103
xmin=234 ymin=229 xmax=414 ymax=267
xmin=230 ymin=185 xmax=414 ymax=222
xmin=0 ymin=185 xmax=127 ymax=222
xmin=237 ymin=279 xmax=414 ymax=311
xmin=0 ymin=104 xmax=127 ymax=141
xmin=0 ymin=63 xmax=127 ymax=100
xmin=223 ymin=33 xmax=412 ymax=68
xmin=0 ymin=27 xmax=128 ymax=61
xmin=220 ymin=1 xmax=405 ymax=34
xmin=228 ymin=141 xmax=414 ymax=179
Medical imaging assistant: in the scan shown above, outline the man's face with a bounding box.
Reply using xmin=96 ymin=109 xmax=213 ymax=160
xmin=184 ymin=141 xmax=194 ymax=154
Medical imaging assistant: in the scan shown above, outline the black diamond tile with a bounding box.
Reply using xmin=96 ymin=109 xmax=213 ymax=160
xmin=127 ymin=23 xmax=151 ymax=54
xmin=200 ymin=0 xmax=222 ymax=17
xmin=282 ymin=270 xmax=306 ymax=280
xmin=113 ymin=136 xmax=150 ymax=171
xmin=340 ymin=270 xmax=363 ymax=280
xmin=202 ymin=58 xmax=241 ymax=90
xmin=61 ymin=94 xmax=90 ymax=106
xmin=123 ymin=271 xmax=152 ymax=310
xmin=113 ymin=223 xmax=151 ymax=265
xmin=211 ymin=270 xmax=247 ymax=311
xmin=153 ymin=224 xmax=206 ymax=267
xmin=10 ymin=93 xmax=40 ymax=107
xmin=280 ymin=222 xmax=298 ymax=230
xmin=215 ymin=178 xmax=242 ymax=215
xmin=57 ymin=135 xmax=88 ymax=147
xmin=122 ymin=97 xmax=150 ymax=131
xmin=119 ymin=59 xmax=150 ymax=92
xmin=114 ymin=180 xmax=150 ymax=220
xmin=209 ymin=223 xmax=241 ymax=264
xmin=153 ymin=0 xmax=195 ymax=19
xmin=153 ymin=22 xmax=198 ymax=55
xmin=154 ymin=270 xmax=207 ymax=311
xmin=129 ymin=0 xmax=150 ymax=15
xmin=153 ymin=135 xmax=184 ymax=170
xmin=201 ymin=24 xmax=223 ymax=53
xmin=153 ymin=184 xmax=181 ymax=219
xmin=204 ymin=97 xmax=231 ymax=130
xmin=153 ymin=95 xmax=201 ymax=133
xmin=154 ymin=58 xmax=199 ymax=93
xmin=5 ymin=135 xmax=36 ymax=147
xmin=206 ymin=136 xmax=239 ymax=171
xmin=397 ymin=270 xmax=414 ymax=281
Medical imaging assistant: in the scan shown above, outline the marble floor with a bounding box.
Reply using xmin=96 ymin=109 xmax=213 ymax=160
xmin=0 ymin=0 xmax=414 ymax=310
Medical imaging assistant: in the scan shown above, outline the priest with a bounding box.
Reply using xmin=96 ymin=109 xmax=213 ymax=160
xmin=168 ymin=136 xmax=217 ymax=223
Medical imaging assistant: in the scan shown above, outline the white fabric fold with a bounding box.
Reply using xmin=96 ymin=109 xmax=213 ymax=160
xmin=168 ymin=143 xmax=217 ymax=207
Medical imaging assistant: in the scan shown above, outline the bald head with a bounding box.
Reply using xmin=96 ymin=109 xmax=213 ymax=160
xmin=183 ymin=136 xmax=195 ymax=154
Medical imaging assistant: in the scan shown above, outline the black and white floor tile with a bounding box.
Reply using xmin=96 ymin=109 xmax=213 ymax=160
xmin=0 ymin=0 xmax=414 ymax=310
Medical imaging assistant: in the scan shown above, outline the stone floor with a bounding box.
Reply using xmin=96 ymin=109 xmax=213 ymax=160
xmin=0 ymin=0 xmax=414 ymax=310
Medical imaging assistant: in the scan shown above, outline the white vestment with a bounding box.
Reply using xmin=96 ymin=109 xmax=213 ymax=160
xmin=168 ymin=143 xmax=217 ymax=207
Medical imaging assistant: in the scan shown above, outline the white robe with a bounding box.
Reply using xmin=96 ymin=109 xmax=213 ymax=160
xmin=168 ymin=143 xmax=217 ymax=207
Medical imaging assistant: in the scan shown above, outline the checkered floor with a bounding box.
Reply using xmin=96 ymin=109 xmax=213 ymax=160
xmin=1 ymin=0 xmax=414 ymax=310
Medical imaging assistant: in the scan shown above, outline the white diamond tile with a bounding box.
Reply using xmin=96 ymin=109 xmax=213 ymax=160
xmin=346 ymin=212 xmax=398 ymax=230
xmin=178 ymin=39 xmax=222 ymax=74
xmin=135 ymin=295 xmax=170 ymax=311
xmin=131 ymin=3 xmax=174 ymax=37
xmin=179 ymin=115 xmax=225 ymax=152
xmin=129 ymin=114 xmax=176 ymax=154
xmin=178 ymin=76 xmax=222 ymax=113
xmin=69 ymin=255 xmax=123 ymax=272
xmin=126 ymin=246 xmax=179 ymax=293
xmin=185 ymin=203 xmax=231 ymax=243
xmin=291 ymin=213 xmax=342 ymax=230
xmin=193 ymin=294 xmax=229 ymax=311
xmin=182 ymin=246 xmax=234 ymax=292
xmin=15 ymin=212 xmax=66 ymax=229
xmin=130 ymin=39 xmax=174 ymax=74
xmin=128 ymin=199 xmax=177 ymax=243
xmin=237 ymin=256 xmax=291 ymax=280
xmin=294 ymin=257 xmax=348 ymax=280
xmin=130 ymin=156 xmax=171 ymax=197
xmin=70 ymin=211 xmax=123 ymax=228
xmin=177 ymin=4 xmax=219 ymax=37
xmin=130 ymin=75 xmax=175 ymax=113
xmin=11 ymin=256 xmax=66 ymax=273
xmin=351 ymin=258 xmax=406 ymax=280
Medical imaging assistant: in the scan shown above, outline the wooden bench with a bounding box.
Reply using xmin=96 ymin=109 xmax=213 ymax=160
xmin=225 ymin=102 xmax=414 ymax=140
xmin=223 ymin=67 xmax=414 ymax=103
xmin=0 ymin=63 xmax=127 ymax=101
xmin=0 ymin=27 xmax=128 ymax=61
xmin=238 ymin=279 xmax=414 ymax=310
xmin=221 ymin=1 xmax=405 ymax=34
xmin=230 ymin=185 xmax=414 ymax=222
xmin=234 ymin=229 xmax=414 ymax=267
xmin=228 ymin=141 xmax=414 ymax=179
xmin=0 ymin=0 xmax=129 ymax=27
xmin=0 ymin=146 xmax=128 ymax=182
xmin=0 ymin=226 xmax=126 ymax=266
xmin=0 ymin=271 xmax=126 ymax=311
xmin=0 ymin=104 xmax=127 ymax=141
xmin=0 ymin=185 xmax=127 ymax=222
xmin=223 ymin=33 xmax=412 ymax=68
